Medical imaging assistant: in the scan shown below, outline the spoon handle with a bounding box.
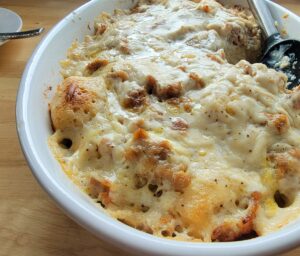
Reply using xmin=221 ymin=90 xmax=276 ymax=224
xmin=0 ymin=28 xmax=44 ymax=40
xmin=247 ymin=0 xmax=278 ymax=38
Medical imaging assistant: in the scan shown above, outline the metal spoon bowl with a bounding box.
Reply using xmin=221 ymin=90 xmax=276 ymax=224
xmin=262 ymin=38 xmax=300 ymax=89
xmin=248 ymin=0 xmax=300 ymax=89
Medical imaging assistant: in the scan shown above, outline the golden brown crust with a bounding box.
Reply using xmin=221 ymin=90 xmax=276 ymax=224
xmin=50 ymin=77 xmax=102 ymax=130
xmin=265 ymin=113 xmax=290 ymax=134
xmin=212 ymin=192 xmax=260 ymax=242
xmin=268 ymin=149 xmax=300 ymax=177
xmin=89 ymin=177 xmax=111 ymax=206
xmin=273 ymin=114 xmax=289 ymax=134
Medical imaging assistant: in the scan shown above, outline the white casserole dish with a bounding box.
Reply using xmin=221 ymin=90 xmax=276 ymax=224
xmin=16 ymin=1 xmax=300 ymax=255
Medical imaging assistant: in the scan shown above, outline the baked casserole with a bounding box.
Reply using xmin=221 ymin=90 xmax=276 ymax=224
xmin=49 ymin=0 xmax=300 ymax=242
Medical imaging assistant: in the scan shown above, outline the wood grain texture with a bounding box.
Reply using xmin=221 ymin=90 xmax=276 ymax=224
xmin=0 ymin=1 xmax=299 ymax=256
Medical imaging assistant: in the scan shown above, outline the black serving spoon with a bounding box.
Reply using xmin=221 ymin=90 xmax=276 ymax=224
xmin=248 ymin=0 xmax=300 ymax=89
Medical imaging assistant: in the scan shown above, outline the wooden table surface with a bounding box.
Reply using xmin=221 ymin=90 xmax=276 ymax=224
xmin=0 ymin=0 xmax=300 ymax=255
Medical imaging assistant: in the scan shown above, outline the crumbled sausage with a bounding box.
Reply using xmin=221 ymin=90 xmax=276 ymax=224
xmin=158 ymin=82 xmax=182 ymax=99
xmin=172 ymin=171 xmax=191 ymax=192
xmin=126 ymin=132 xmax=171 ymax=164
xmin=86 ymin=59 xmax=109 ymax=74
xmin=146 ymin=75 xmax=157 ymax=95
xmin=146 ymin=75 xmax=182 ymax=99
xmin=109 ymin=70 xmax=129 ymax=82
xmin=123 ymin=89 xmax=146 ymax=109
xmin=149 ymin=141 xmax=171 ymax=161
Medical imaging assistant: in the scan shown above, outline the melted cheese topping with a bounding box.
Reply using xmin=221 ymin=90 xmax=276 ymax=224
xmin=49 ymin=0 xmax=300 ymax=242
